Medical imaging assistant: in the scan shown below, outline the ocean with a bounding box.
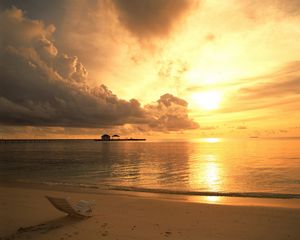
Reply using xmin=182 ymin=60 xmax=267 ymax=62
xmin=1 ymin=138 xmax=300 ymax=199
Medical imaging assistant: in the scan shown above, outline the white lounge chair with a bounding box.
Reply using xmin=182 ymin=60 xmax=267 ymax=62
xmin=46 ymin=196 xmax=94 ymax=218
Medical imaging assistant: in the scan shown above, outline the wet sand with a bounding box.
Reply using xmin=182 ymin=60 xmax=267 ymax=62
xmin=1 ymin=186 xmax=300 ymax=240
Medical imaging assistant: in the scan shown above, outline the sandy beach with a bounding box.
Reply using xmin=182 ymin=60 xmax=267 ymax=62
xmin=0 ymin=186 xmax=300 ymax=240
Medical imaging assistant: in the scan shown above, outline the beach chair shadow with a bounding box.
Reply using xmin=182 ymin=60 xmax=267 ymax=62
xmin=1 ymin=196 xmax=95 ymax=239
xmin=4 ymin=216 xmax=81 ymax=239
xmin=45 ymin=195 xmax=94 ymax=218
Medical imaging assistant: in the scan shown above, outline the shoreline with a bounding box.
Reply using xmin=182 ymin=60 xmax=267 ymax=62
xmin=1 ymin=185 xmax=300 ymax=240
xmin=2 ymin=181 xmax=300 ymax=209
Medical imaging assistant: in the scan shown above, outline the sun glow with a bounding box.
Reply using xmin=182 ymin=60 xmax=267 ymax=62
xmin=192 ymin=91 xmax=222 ymax=110
xmin=202 ymin=137 xmax=221 ymax=143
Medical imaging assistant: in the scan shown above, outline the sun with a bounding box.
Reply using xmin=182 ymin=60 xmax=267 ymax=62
xmin=192 ymin=91 xmax=222 ymax=110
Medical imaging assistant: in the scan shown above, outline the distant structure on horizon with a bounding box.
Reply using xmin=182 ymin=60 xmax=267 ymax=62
xmin=112 ymin=134 xmax=120 ymax=140
xmin=98 ymin=134 xmax=145 ymax=142
xmin=101 ymin=134 xmax=110 ymax=141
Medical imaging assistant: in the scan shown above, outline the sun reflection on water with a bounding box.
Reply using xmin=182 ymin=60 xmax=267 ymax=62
xmin=190 ymin=153 xmax=223 ymax=195
xmin=203 ymin=155 xmax=220 ymax=191
xmin=205 ymin=196 xmax=220 ymax=203
xmin=205 ymin=162 xmax=219 ymax=188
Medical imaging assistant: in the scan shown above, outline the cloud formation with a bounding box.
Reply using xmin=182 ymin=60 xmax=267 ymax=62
xmin=145 ymin=94 xmax=199 ymax=131
xmin=239 ymin=61 xmax=300 ymax=99
xmin=0 ymin=7 xmax=197 ymax=131
xmin=240 ymin=0 xmax=300 ymax=19
xmin=111 ymin=0 xmax=192 ymax=39
xmin=219 ymin=61 xmax=300 ymax=115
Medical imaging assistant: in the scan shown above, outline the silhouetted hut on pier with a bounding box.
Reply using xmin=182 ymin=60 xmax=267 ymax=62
xmin=101 ymin=134 xmax=110 ymax=141
xmin=112 ymin=134 xmax=120 ymax=140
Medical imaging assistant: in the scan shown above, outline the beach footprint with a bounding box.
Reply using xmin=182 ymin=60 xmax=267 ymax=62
xmin=164 ymin=231 xmax=172 ymax=238
xmin=101 ymin=230 xmax=109 ymax=237
xmin=101 ymin=223 xmax=108 ymax=228
xmin=131 ymin=225 xmax=136 ymax=231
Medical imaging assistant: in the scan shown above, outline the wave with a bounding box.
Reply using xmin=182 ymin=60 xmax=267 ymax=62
xmin=14 ymin=179 xmax=100 ymax=189
xmin=12 ymin=180 xmax=300 ymax=199
xmin=108 ymin=186 xmax=300 ymax=199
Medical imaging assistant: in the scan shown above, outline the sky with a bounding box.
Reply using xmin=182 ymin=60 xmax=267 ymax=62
xmin=1 ymin=0 xmax=300 ymax=139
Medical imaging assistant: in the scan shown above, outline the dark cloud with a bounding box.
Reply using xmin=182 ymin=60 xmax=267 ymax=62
xmin=274 ymin=0 xmax=300 ymax=15
xmin=144 ymin=94 xmax=199 ymax=131
xmin=1 ymin=0 xmax=66 ymax=26
xmin=111 ymin=0 xmax=193 ymax=39
xmin=241 ymin=0 xmax=300 ymax=21
xmin=0 ymin=7 xmax=197 ymax=131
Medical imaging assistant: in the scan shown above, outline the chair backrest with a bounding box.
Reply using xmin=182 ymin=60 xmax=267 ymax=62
xmin=46 ymin=196 xmax=87 ymax=217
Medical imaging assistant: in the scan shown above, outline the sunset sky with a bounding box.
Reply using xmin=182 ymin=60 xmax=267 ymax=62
xmin=1 ymin=0 xmax=300 ymax=139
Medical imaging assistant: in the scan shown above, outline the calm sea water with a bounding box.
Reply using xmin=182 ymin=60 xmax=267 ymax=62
xmin=1 ymin=138 xmax=300 ymax=198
